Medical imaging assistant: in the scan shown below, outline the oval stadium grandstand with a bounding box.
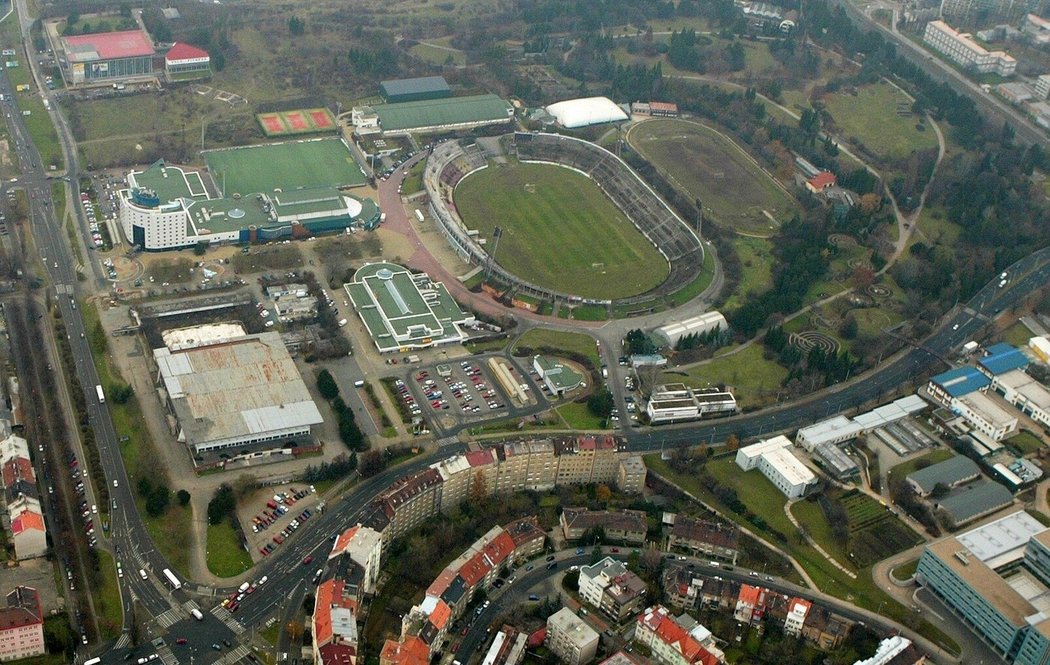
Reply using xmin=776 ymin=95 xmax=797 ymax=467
xmin=424 ymin=133 xmax=704 ymax=308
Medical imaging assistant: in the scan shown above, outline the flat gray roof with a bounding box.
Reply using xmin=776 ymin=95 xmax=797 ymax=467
xmin=938 ymin=481 xmax=1014 ymax=525
xmin=907 ymin=455 xmax=980 ymax=494
xmin=154 ymin=332 xmax=322 ymax=448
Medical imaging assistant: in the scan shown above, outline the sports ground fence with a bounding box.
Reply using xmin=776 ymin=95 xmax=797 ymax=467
xmin=423 ymin=132 xmax=705 ymax=308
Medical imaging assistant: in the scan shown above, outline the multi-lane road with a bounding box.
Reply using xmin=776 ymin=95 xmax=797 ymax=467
xmin=0 ymin=5 xmax=1043 ymax=664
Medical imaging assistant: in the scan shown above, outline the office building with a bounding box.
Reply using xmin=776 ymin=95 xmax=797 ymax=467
xmin=735 ymin=436 xmax=818 ymax=499
xmin=916 ymin=510 xmax=1050 ymax=664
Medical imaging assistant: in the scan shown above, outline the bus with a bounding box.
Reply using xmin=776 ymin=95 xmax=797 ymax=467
xmin=162 ymin=568 xmax=182 ymax=590
xmin=84 ymin=659 xmax=102 ymax=665
xmin=95 ymin=385 xmax=105 ymax=403
xmin=414 ymin=209 xmax=424 ymax=223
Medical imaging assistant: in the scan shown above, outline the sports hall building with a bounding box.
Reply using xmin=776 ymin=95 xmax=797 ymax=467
xmin=118 ymin=159 xmax=379 ymax=251
xmin=60 ymin=29 xmax=155 ymax=84
xmin=345 ymin=262 xmax=474 ymax=353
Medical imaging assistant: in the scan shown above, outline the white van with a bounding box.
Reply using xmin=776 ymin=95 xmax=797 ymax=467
xmin=354 ymin=380 xmax=365 ymax=388
xmin=139 ymin=569 xmax=147 ymax=580
xmin=338 ymin=318 xmax=348 ymax=327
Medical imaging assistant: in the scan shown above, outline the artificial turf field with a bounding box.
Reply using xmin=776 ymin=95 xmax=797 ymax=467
xmin=628 ymin=119 xmax=798 ymax=236
xmin=454 ymin=162 xmax=669 ymax=300
xmin=203 ymin=138 xmax=366 ymax=196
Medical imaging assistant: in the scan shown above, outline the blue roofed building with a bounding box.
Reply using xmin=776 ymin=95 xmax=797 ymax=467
xmin=929 ymin=367 xmax=992 ymax=403
xmin=980 ymin=343 xmax=1031 ymax=378
xmin=927 ymin=366 xmax=1017 ymax=440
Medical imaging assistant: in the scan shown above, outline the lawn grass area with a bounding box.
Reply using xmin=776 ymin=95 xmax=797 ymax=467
xmin=556 ymin=401 xmax=607 ymax=430
xmin=909 ymin=206 xmax=960 ymax=253
xmin=207 ymin=521 xmax=253 ymax=578
xmin=892 ymin=558 xmax=919 ymax=581
xmin=465 ymin=337 xmax=509 ymax=354
xmin=6 ymin=68 xmax=63 ymax=170
xmin=409 ymin=41 xmax=467 ymax=66
xmin=791 ymin=499 xmax=851 ymax=562
xmin=1004 ymin=321 xmax=1034 ymax=347
xmin=1006 ymin=430 xmax=1044 ymax=456
xmin=627 ymin=119 xmax=797 ymax=235
xmin=850 ymin=307 xmax=904 ymax=338
xmin=569 ymin=304 xmax=609 ymax=321
xmin=94 ymin=549 xmax=122 ymax=639
xmin=401 ymin=159 xmax=425 ymax=195
xmin=232 ymin=244 xmax=303 ymax=273
xmin=82 ymin=302 xmax=193 ymax=575
xmin=454 ymin=162 xmax=669 ymax=300
xmin=886 ymin=448 xmax=955 ymax=483
xmin=147 ymin=258 xmax=195 ymax=284
xmin=724 ymin=235 xmax=774 ymax=310
xmin=665 ymin=343 xmax=787 ymax=410
xmin=648 ymin=455 xmax=960 ymax=654
xmin=820 ymin=81 xmax=937 ymax=162
xmin=514 ymin=329 xmax=599 ymax=367
xmin=260 ymin=621 xmax=281 ymax=645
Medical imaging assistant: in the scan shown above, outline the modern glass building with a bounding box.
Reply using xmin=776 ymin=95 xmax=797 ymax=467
xmin=917 ymin=511 xmax=1050 ymax=664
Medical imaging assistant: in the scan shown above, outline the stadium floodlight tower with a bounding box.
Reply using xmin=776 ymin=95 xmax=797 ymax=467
xmin=484 ymin=226 xmax=503 ymax=283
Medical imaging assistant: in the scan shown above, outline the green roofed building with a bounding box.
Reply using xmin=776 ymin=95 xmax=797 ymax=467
xmin=352 ymin=94 xmax=514 ymax=135
xmin=532 ymin=355 xmax=583 ymax=396
xmin=345 ymin=262 xmax=475 ymax=353
xmin=380 ymin=76 xmax=452 ymax=103
xmin=117 ymin=158 xmax=380 ymax=251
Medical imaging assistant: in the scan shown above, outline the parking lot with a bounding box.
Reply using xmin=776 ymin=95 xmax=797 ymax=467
xmin=413 ymin=360 xmax=507 ymax=418
xmin=239 ymin=485 xmax=324 ymax=571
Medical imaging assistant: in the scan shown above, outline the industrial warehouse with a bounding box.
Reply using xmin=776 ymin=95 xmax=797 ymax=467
xmin=152 ymin=326 xmax=324 ymax=462
xmin=118 ymin=139 xmax=379 ymax=250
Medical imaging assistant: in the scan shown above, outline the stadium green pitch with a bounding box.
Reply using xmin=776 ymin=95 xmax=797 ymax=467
xmin=203 ymin=138 xmax=366 ymax=196
xmin=454 ymin=162 xmax=669 ymax=300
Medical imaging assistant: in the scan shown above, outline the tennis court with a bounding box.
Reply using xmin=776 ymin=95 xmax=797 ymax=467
xmin=203 ymin=138 xmax=366 ymax=195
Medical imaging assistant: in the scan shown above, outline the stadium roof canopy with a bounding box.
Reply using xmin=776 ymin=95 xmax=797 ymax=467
xmin=544 ymin=97 xmax=628 ymax=128
xmin=63 ymin=29 xmax=154 ymax=62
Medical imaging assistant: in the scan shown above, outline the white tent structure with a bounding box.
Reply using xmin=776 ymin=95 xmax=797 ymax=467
xmin=544 ymin=97 xmax=628 ymax=128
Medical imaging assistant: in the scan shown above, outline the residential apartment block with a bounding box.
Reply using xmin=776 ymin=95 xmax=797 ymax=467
xmin=364 ymin=436 xmax=642 ymax=540
xmin=923 ymin=20 xmax=1017 ymax=76
xmin=667 ymin=515 xmax=740 ymax=563
xmin=547 ymin=608 xmax=600 ymax=665
xmin=0 ymin=587 xmax=44 ymax=662
xmin=382 ymin=518 xmax=544 ymax=663
xmin=560 ymin=508 xmax=648 ymax=545
xmin=634 ymin=605 xmax=722 ymax=665
xmin=579 ymin=557 xmax=648 ymax=622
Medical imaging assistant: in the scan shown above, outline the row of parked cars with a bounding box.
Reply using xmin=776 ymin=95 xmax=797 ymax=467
xmin=393 ymin=378 xmax=423 ymax=417
xmin=250 ymin=486 xmax=314 ymax=533
xmin=258 ymin=507 xmax=315 ymax=559
xmin=80 ymin=192 xmax=105 ymax=248
xmin=69 ymin=452 xmax=97 ymax=548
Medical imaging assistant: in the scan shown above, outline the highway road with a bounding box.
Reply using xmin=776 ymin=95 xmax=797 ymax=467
xmin=0 ymin=3 xmax=1041 ymax=663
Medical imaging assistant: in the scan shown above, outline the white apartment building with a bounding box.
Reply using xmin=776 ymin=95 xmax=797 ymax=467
xmin=547 ymin=608 xmax=599 ymax=665
xmin=924 ymin=20 xmax=1016 ymax=76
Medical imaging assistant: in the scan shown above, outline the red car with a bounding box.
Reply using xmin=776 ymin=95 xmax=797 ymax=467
xmin=176 ymin=638 xmax=187 ymax=645
xmin=302 ymin=555 xmax=313 ymax=565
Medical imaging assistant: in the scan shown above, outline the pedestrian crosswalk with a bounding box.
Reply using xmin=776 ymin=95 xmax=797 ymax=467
xmin=210 ymin=606 xmax=246 ymax=634
xmin=156 ymin=646 xmax=177 ymax=665
xmin=217 ymin=645 xmax=250 ymax=663
xmin=155 ymin=607 xmax=183 ymax=628
xmin=114 ymin=633 xmax=132 ymax=650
